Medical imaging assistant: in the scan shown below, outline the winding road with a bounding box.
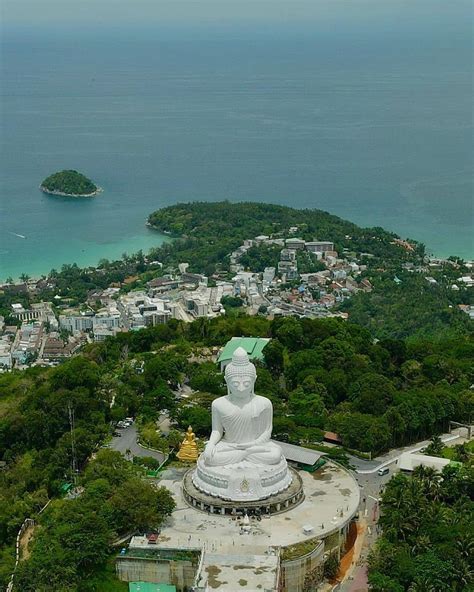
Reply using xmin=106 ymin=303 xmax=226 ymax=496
xmin=109 ymin=424 xmax=166 ymax=464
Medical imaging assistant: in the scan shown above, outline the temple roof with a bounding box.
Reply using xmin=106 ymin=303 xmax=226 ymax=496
xmin=217 ymin=336 xmax=271 ymax=365
xmin=271 ymin=440 xmax=326 ymax=467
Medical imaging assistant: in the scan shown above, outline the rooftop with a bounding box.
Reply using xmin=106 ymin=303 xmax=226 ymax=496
xmin=217 ymin=337 xmax=271 ymax=364
xmin=151 ymin=463 xmax=360 ymax=554
xmin=200 ymin=552 xmax=278 ymax=592
xmin=271 ymin=440 xmax=325 ymax=466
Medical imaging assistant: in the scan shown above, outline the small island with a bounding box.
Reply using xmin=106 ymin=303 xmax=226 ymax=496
xmin=40 ymin=170 xmax=100 ymax=197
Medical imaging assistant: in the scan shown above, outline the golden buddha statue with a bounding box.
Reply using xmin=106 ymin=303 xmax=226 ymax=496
xmin=177 ymin=426 xmax=198 ymax=462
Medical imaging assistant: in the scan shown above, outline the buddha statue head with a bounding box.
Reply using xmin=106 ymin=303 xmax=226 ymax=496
xmin=224 ymin=347 xmax=257 ymax=400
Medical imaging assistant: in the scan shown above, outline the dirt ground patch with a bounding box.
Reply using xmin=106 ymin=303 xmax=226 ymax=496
xmin=19 ymin=523 xmax=37 ymax=561
xmin=331 ymin=521 xmax=364 ymax=584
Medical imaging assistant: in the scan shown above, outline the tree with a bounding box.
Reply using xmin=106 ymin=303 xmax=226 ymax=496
xmin=221 ymin=295 xmax=243 ymax=308
xmin=49 ymin=357 xmax=100 ymax=392
xmin=368 ymin=572 xmax=405 ymax=592
xmin=189 ymin=362 xmax=225 ymax=395
xmin=329 ymin=412 xmax=391 ymax=453
xmin=109 ymin=479 xmax=175 ymax=534
xmin=288 ymin=387 xmax=327 ymax=428
xmin=82 ymin=450 xmax=135 ymax=487
xmin=263 ymin=339 xmax=285 ymax=374
xmin=425 ymin=435 xmax=444 ymax=457
xmin=323 ymin=553 xmax=340 ymax=580
xmin=273 ymin=317 xmax=304 ymax=351
xmin=349 ymin=373 xmax=396 ymax=416
xmin=176 ymin=405 xmax=212 ymax=436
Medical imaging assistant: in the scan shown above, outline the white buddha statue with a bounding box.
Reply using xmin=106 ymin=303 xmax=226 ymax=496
xmin=192 ymin=347 xmax=292 ymax=501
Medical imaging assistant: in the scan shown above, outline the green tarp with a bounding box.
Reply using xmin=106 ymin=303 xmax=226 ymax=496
xmin=129 ymin=583 xmax=176 ymax=592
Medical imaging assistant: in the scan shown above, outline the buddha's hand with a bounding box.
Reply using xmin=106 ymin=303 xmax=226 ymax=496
xmin=203 ymin=443 xmax=216 ymax=461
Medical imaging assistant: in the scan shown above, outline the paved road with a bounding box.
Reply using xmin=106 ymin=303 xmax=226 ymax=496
xmin=349 ymin=428 xmax=466 ymax=474
xmin=109 ymin=424 xmax=166 ymax=464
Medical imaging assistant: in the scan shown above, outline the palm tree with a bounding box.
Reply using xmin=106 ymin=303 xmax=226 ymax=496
xmin=452 ymin=558 xmax=473 ymax=590
xmin=456 ymin=533 xmax=474 ymax=559
xmin=425 ymin=435 xmax=444 ymax=456
xmin=413 ymin=466 xmax=441 ymax=500
xmin=411 ymin=534 xmax=431 ymax=555
xmin=453 ymin=443 xmax=470 ymax=463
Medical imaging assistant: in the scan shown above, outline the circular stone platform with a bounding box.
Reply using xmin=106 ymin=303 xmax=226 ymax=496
xmin=183 ymin=467 xmax=304 ymax=515
xmin=137 ymin=462 xmax=361 ymax=557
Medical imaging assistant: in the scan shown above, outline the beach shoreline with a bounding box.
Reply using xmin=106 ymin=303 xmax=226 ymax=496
xmin=39 ymin=185 xmax=103 ymax=198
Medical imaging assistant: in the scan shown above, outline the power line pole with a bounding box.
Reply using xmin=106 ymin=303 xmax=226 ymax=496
xmin=68 ymin=402 xmax=78 ymax=487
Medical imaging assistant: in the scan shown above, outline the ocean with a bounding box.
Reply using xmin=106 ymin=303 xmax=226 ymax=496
xmin=1 ymin=7 xmax=472 ymax=280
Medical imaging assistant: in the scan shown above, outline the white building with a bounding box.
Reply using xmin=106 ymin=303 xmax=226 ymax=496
xmin=92 ymin=308 xmax=121 ymax=329
xmin=305 ymin=241 xmax=334 ymax=254
xmin=398 ymin=453 xmax=450 ymax=473
xmin=285 ymin=238 xmax=306 ymax=250
xmin=457 ymin=276 xmax=474 ymax=287
xmin=93 ymin=327 xmax=120 ymax=342
xmin=0 ymin=337 xmax=12 ymax=369
xmin=59 ymin=314 xmax=94 ymax=333
xmin=263 ymin=267 xmax=276 ymax=285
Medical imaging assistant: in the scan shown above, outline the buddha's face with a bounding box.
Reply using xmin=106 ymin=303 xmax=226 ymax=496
xmin=226 ymin=374 xmax=255 ymax=399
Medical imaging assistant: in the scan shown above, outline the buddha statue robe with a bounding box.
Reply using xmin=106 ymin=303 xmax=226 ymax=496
xmin=204 ymin=395 xmax=282 ymax=467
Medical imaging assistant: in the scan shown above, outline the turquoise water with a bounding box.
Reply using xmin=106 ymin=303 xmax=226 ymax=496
xmin=1 ymin=6 xmax=472 ymax=281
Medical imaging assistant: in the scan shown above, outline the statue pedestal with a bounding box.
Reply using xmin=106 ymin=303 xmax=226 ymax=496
xmin=183 ymin=467 xmax=304 ymax=516
xmin=192 ymin=455 xmax=292 ymax=502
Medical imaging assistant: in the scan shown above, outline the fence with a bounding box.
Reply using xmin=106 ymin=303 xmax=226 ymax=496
xmin=6 ymin=499 xmax=50 ymax=592
xmin=6 ymin=518 xmax=35 ymax=592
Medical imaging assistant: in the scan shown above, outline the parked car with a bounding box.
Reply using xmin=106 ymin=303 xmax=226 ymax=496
xmin=377 ymin=467 xmax=390 ymax=476
xmin=113 ymin=431 xmax=122 ymax=437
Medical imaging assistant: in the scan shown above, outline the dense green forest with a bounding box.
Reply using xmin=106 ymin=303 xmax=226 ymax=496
xmin=40 ymin=170 xmax=97 ymax=196
xmin=369 ymin=464 xmax=473 ymax=591
xmin=1 ymin=313 xmax=472 ymax=589
xmin=341 ymin=268 xmax=474 ymax=340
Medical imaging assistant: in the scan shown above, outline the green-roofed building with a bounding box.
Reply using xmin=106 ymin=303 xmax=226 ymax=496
xmin=129 ymin=583 xmax=176 ymax=592
xmin=217 ymin=337 xmax=271 ymax=371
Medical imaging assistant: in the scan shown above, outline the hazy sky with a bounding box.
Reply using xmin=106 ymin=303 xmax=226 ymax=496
xmin=2 ymin=0 xmax=470 ymax=28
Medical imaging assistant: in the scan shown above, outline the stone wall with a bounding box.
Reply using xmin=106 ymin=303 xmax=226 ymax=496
xmin=116 ymin=557 xmax=197 ymax=591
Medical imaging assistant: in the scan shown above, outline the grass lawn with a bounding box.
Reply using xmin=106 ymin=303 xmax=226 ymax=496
xmin=441 ymin=440 xmax=474 ymax=461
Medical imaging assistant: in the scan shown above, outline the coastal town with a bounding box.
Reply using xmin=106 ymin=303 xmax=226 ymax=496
xmin=1 ymin=227 xmax=473 ymax=371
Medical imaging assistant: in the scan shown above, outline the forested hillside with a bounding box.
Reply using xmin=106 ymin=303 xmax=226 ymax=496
xmin=7 ymin=201 xmax=469 ymax=341
xmin=147 ymin=200 xmax=424 ymax=271
xmin=1 ymin=314 xmax=472 ymax=589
